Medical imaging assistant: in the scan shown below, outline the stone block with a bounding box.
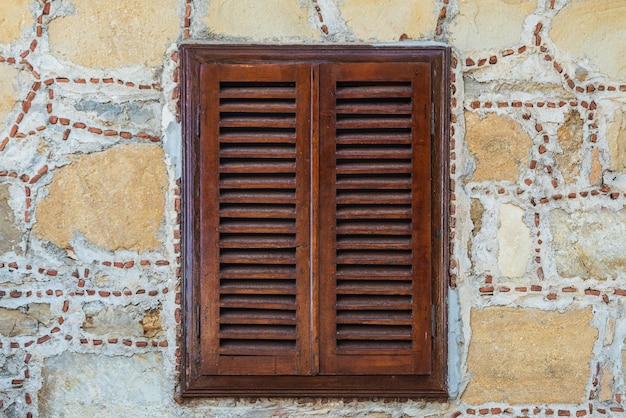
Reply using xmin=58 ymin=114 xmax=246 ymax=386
xmin=204 ymin=0 xmax=318 ymax=41
xmin=140 ymin=307 xmax=162 ymax=338
xmin=0 ymin=64 xmax=20 ymax=132
xmin=470 ymin=198 xmax=483 ymax=236
xmin=555 ymin=110 xmax=583 ymax=184
xmin=0 ymin=303 xmax=52 ymax=337
xmin=0 ymin=0 xmax=32 ymax=44
xmin=465 ymin=112 xmax=531 ymax=182
xmin=608 ymin=109 xmax=626 ymax=172
xmin=497 ymin=203 xmax=531 ymax=278
xmin=463 ymin=307 xmax=597 ymax=404
xmin=34 ymin=144 xmax=167 ymax=252
xmin=590 ymin=147 xmax=602 ymax=186
xmin=449 ymin=0 xmax=535 ymax=52
xmin=551 ymin=0 xmax=626 ymax=80
xmin=0 ymin=184 xmax=21 ymax=254
xmin=48 ymin=0 xmax=179 ymax=68
xmin=39 ymin=352 xmax=167 ymax=417
xmin=82 ymin=301 xmax=144 ymax=337
xmin=337 ymin=0 xmax=437 ymax=42
xmin=551 ymin=208 xmax=626 ymax=279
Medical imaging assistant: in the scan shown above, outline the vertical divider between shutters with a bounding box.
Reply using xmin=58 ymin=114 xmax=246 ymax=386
xmin=309 ymin=64 xmax=320 ymax=376
xmin=294 ymin=64 xmax=313 ymax=375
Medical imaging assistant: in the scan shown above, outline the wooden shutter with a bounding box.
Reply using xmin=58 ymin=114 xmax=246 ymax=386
xmin=318 ymin=62 xmax=433 ymax=375
xmin=199 ymin=63 xmax=312 ymax=375
xmin=182 ymin=45 xmax=448 ymax=397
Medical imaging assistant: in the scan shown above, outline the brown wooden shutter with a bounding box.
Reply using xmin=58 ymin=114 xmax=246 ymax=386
xmin=182 ymin=45 xmax=448 ymax=397
xmin=199 ymin=63 xmax=312 ymax=375
xmin=318 ymin=62 xmax=433 ymax=375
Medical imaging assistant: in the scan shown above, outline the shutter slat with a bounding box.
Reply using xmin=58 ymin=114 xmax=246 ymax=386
xmin=336 ymin=191 xmax=411 ymax=205
xmin=220 ymin=115 xmax=296 ymax=128
xmin=219 ymin=264 xmax=296 ymax=279
xmin=336 ymin=176 xmax=412 ymax=189
xmin=336 ymin=280 xmax=413 ymax=294
xmin=220 ymin=325 xmax=297 ymax=340
xmin=219 ymin=219 xmax=296 ymax=234
xmin=220 ymin=309 xmax=296 ymax=324
xmin=219 ymin=340 xmax=295 ymax=355
xmin=336 ymin=310 xmax=413 ymax=325
xmin=336 ymin=205 xmax=412 ymax=219
xmin=220 ymin=174 xmax=296 ymax=189
xmin=336 ymin=220 xmax=412 ymax=235
xmin=220 ymin=234 xmax=296 ymax=248
xmin=336 ymin=118 xmax=412 ymax=129
xmin=220 ymin=131 xmax=296 ymax=144
xmin=220 ymin=294 xmax=296 ymax=310
xmin=335 ymin=84 xmax=412 ymax=98
xmin=219 ymin=205 xmax=296 ymax=219
xmin=220 ymin=85 xmax=296 ymax=99
xmin=220 ymin=280 xmax=296 ymax=294
xmin=335 ymin=236 xmax=412 ymax=250
xmin=220 ymin=144 xmax=296 ymax=158
xmin=220 ymin=101 xmax=296 ymax=113
xmin=219 ymin=190 xmax=295 ymax=204
xmin=336 ymin=295 xmax=413 ymax=310
xmin=336 ymin=132 xmax=412 ymax=144
xmin=336 ymin=102 xmax=411 ymax=114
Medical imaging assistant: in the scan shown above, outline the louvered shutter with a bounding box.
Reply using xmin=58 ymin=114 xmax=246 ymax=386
xmin=183 ymin=45 xmax=448 ymax=397
xmin=318 ymin=62 xmax=433 ymax=375
xmin=199 ymin=63 xmax=312 ymax=375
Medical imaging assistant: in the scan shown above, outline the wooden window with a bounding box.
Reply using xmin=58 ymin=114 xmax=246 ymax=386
xmin=180 ymin=45 xmax=449 ymax=398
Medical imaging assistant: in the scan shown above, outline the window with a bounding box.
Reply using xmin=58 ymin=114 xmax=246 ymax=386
xmin=180 ymin=45 xmax=449 ymax=398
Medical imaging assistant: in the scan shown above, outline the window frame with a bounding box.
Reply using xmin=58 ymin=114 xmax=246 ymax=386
xmin=180 ymin=44 xmax=450 ymax=398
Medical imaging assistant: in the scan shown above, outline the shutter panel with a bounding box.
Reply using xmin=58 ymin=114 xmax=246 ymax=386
xmin=318 ymin=62 xmax=433 ymax=375
xmin=199 ymin=63 xmax=312 ymax=375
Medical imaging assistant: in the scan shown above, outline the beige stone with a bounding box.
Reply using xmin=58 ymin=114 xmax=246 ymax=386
xmin=140 ymin=307 xmax=163 ymax=338
xmin=48 ymin=0 xmax=179 ymax=68
xmin=497 ymin=203 xmax=531 ymax=277
xmin=337 ymin=0 xmax=437 ymax=42
xmin=34 ymin=144 xmax=167 ymax=252
xmin=608 ymin=109 xmax=626 ymax=172
xmin=465 ymin=112 xmax=531 ymax=182
xmin=551 ymin=0 xmax=626 ymax=80
xmin=463 ymin=307 xmax=597 ymax=404
xmin=0 ymin=184 xmax=21 ymax=254
xmin=470 ymin=198 xmax=483 ymax=236
xmin=590 ymin=147 xmax=603 ymax=186
xmin=0 ymin=0 xmax=32 ymax=44
xmin=449 ymin=0 xmax=535 ymax=52
xmin=599 ymin=365 xmax=614 ymax=402
xmin=551 ymin=209 xmax=626 ymax=279
xmin=556 ymin=110 xmax=583 ymax=184
xmin=204 ymin=0 xmax=317 ymax=41
xmin=0 ymin=63 xmax=20 ymax=131
xmin=0 ymin=304 xmax=52 ymax=337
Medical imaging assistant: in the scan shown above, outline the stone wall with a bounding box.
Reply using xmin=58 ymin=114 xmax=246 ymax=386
xmin=1 ymin=0 xmax=625 ymax=416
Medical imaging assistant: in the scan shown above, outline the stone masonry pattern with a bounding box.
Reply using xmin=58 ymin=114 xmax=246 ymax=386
xmin=1 ymin=0 xmax=626 ymax=417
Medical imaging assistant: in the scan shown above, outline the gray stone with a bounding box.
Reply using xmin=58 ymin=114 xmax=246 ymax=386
xmin=82 ymin=302 xmax=144 ymax=337
xmin=39 ymin=352 xmax=168 ymax=417
xmin=0 ymin=184 xmax=22 ymax=254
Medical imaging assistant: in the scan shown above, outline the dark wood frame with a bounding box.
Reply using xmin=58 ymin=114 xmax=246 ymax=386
xmin=180 ymin=44 xmax=450 ymax=398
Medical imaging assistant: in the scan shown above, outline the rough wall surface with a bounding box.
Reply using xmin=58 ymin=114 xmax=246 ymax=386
xmin=1 ymin=0 xmax=626 ymax=417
